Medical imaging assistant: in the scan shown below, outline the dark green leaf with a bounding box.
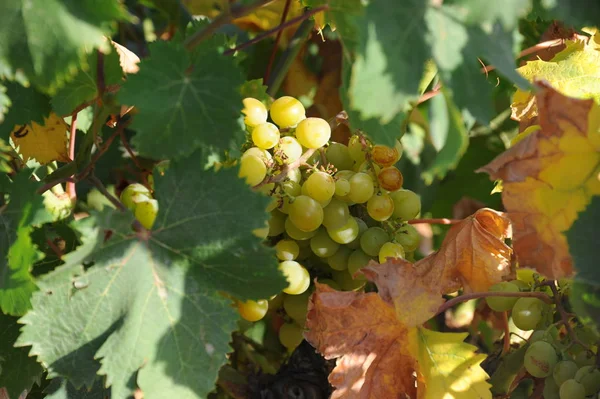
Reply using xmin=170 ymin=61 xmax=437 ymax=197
xmin=44 ymin=378 xmax=110 ymax=399
xmin=570 ymin=280 xmax=600 ymax=336
xmin=240 ymin=79 xmax=270 ymax=105
xmin=452 ymin=0 xmax=531 ymax=29
xmin=0 ymin=82 xmax=51 ymax=141
xmin=567 ymin=196 xmax=600 ymax=285
xmin=541 ymin=0 xmax=600 ymax=28
xmin=303 ymin=0 xmax=364 ymax=47
xmin=119 ymin=40 xmax=245 ymax=160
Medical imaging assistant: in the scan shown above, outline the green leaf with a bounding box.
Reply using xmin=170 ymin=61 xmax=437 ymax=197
xmin=0 ymin=172 xmax=52 ymax=316
xmin=17 ymin=152 xmax=286 ymax=399
xmin=540 ymin=0 xmax=600 ymax=28
xmin=567 ymin=196 xmax=600 ymax=285
xmin=0 ymin=312 xmax=44 ymax=398
xmin=0 ymin=82 xmax=51 ymax=141
xmin=0 ymin=83 xmax=9 ymax=123
xmin=44 ymin=378 xmax=110 ymax=399
xmin=240 ymin=79 xmax=270 ymax=105
xmin=119 ymin=40 xmax=245 ymax=160
xmin=570 ymin=280 xmax=600 ymax=336
xmin=51 ymin=50 xmax=123 ymax=116
xmin=0 ymin=0 xmax=127 ymax=91
xmin=303 ymin=0 xmax=364 ymax=47
xmin=452 ymin=0 xmax=531 ymax=29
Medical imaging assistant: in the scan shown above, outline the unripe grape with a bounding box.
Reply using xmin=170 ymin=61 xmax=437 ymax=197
xmin=295 ymin=117 xmax=331 ymax=149
xmin=242 ymin=97 xmax=268 ymax=127
xmin=279 ymin=261 xmax=310 ymax=295
xmin=134 ymin=199 xmax=158 ymax=229
xmin=278 ymin=322 xmax=304 ymax=350
xmin=574 ymin=366 xmax=600 ymax=395
xmin=347 ymin=218 xmax=368 ymax=250
xmin=327 ymin=245 xmax=351 ymax=271
xmin=512 ymin=297 xmax=547 ymax=331
xmin=393 ymin=224 xmax=421 ymax=252
xmin=559 ymin=379 xmax=586 ymax=399
xmin=371 ymin=144 xmax=400 ymax=167
xmin=367 ymin=193 xmax=394 ymax=221
xmin=378 ymin=242 xmax=405 ymax=263
xmin=317 ymin=278 xmax=341 ymax=290
xmin=335 ymin=169 xmax=355 ymax=181
xmin=238 ymin=154 xmax=267 ymax=186
xmin=277 ymin=136 xmax=303 ymax=163
xmin=252 ymin=122 xmax=280 ymax=149
xmin=335 ymin=178 xmax=351 ymax=197
xmin=120 ymin=183 xmax=151 ymax=210
xmin=390 ymin=189 xmax=421 ymax=220
xmin=310 ymin=228 xmax=340 ymax=258
xmin=377 ymin=166 xmax=404 ymax=191
xmin=268 ymin=210 xmax=286 ymax=236
xmin=354 ymin=161 xmax=381 ymax=180
xmin=303 ymin=171 xmax=335 ymax=203
xmin=322 ymin=198 xmax=350 ymax=230
xmin=285 ymin=217 xmax=317 ymax=241
xmin=288 ymin=195 xmax=323 ymax=232
xmin=270 ymin=96 xmax=305 ymax=128
xmin=327 ymin=216 xmax=359 ymax=244
xmin=283 ymin=290 xmax=311 ymax=325
xmin=348 ymin=172 xmax=374 ymax=204
xmin=553 ymin=361 xmax=578 ymax=386
xmin=347 ymin=249 xmax=373 ymax=280
xmin=275 ymin=239 xmax=300 ymax=261
xmin=348 ymin=135 xmax=366 ymax=165
xmin=237 ymin=299 xmax=268 ymax=322
xmin=543 ymin=377 xmax=560 ymax=399
xmin=282 ymin=180 xmax=301 ymax=197
xmin=360 ymin=227 xmax=389 ymax=257
xmin=287 ymin=168 xmax=302 ymax=183
xmin=524 ymin=341 xmax=557 ymax=377
xmin=326 ymin=142 xmax=354 ymax=170
xmin=244 ymin=146 xmax=272 ymax=161
xmin=485 ymin=281 xmax=520 ymax=312
xmin=331 ymin=269 xmax=365 ymax=291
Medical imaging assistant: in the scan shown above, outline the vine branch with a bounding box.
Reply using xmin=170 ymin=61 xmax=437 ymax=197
xmin=264 ymin=0 xmax=291 ymax=82
xmin=66 ymin=112 xmax=78 ymax=201
xmin=253 ymin=148 xmax=317 ymax=189
xmin=408 ymin=218 xmax=461 ymax=225
xmin=88 ymin=175 xmax=126 ymax=212
xmin=547 ymin=282 xmax=590 ymax=351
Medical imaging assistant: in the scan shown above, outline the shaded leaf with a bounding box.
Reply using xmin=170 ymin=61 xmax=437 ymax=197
xmin=0 ymin=82 xmax=51 ymax=141
xmin=452 ymin=0 xmax=531 ymax=29
xmin=11 ymin=113 xmax=69 ymax=165
xmin=44 ymin=378 xmax=110 ymax=399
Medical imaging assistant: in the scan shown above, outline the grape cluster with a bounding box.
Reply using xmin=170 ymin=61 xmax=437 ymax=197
xmin=237 ymin=95 xmax=423 ymax=351
xmin=486 ymin=272 xmax=599 ymax=399
xmin=119 ymin=182 xmax=158 ymax=229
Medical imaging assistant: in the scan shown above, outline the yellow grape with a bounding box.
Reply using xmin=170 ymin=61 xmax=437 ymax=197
xmin=327 ymin=245 xmax=351 ymax=271
xmin=252 ymin=221 xmax=269 ymax=239
xmin=335 ymin=178 xmax=350 ymax=197
xmin=270 ymin=96 xmax=305 ymax=128
xmin=278 ymin=322 xmax=304 ymax=350
xmin=288 ymin=195 xmax=323 ymax=232
xmin=275 ymin=239 xmax=300 ymax=261
xmin=371 ymin=143 xmax=400 ymax=167
xmin=252 ymin=122 xmax=280 ymax=149
xmin=277 ymin=136 xmax=303 ymax=163
xmin=120 ymin=183 xmax=151 ymax=210
xmin=326 ymin=142 xmax=354 ymax=170
xmin=134 ymin=199 xmax=159 ymax=229
xmin=327 ymin=216 xmax=359 ymax=244
xmin=394 ymin=224 xmax=421 ymax=251
xmin=366 ymin=193 xmax=394 ymax=221
xmin=348 ymin=135 xmax=366 ymax=164
xmin=284 ymin=217 xmax=318 ymax=240
xmin=377 ymin=166 xmax=403 ymax=192
xmin=303 ymin=171 xmax=335 ymax=203
xmin=310 ymin=228 xmax=340 ymax=257
xmin=242 ymin=98 xmax=268 ymax=127
xmin=268 ymin=210 xmax=286 ymax=236
xmin=378 ymin=242 xmax=405 ymax=263
xmin=237 ymin=299 xmax=269 ymax=322
xmin=279 ymin=260 xmax=310 ymax=295
xmin=244 ymin=146 xmax=272 ymax=161
xmin=322 ymin=198 xmax=350 ymax=230
xmin=295 ymin=117 xmax=331 ymax=149
xmin=347 ymin=172 xmax=374 ymax=204
xmin=238 ymin=154 xmax=267 ymax=186
xmin=390 ymin=189 xmax=421 ymax=220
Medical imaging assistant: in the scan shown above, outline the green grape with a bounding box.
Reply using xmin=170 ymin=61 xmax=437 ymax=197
xmin=544 ymin=376 xmax=560 ymax=399
xmin=335 ymin=169 xmax=356 ymax=181
xmin=252 ymin=122 xmax=280 ymax=149
xmin=553 ymin=360 xmax=578 ymax=386
xmin=284 ymin=217 xmax=317 ymax=241
xmin=238 ymin=299 xmax=269 ymax=322
xmin=277 ymin=136 xmax=303 ymax=163
xmin=310 ymin=228 xmax=340 ymax=258
xmin=371 ymin=143 xmax=400 ymax=167
xmin=244 ymin=146 xmax=272 ymax=161
xmin=335 ymin=178 xmax=351 ymax=197
xmin=367 ymin=193 xmax=395 ymax=221
xmin=524 ymin=341 xmax=557 ymax=377
xmin=275 ymin=239 xmax=300 ymax=261
xmin=512 ymin=297 xmax=546 ymax=331
xmin=242 ymin=97 xmax=268 ymax=127
xmin=377 ymin=166 xmax=403 ymax=192
xmin=574 ymin=366 xmax=600 ymax=395
xmin=279 ymin=261 xmax=310 ymax=295
xmin=303 ymin=171 xmax=335 ymax=202
xmin=573 ymin=351 xmax=596 ymax=368
xmin=390 ymin=189 xmax=421 ymax=220
xmin=348 ymin=134 xmax=366 ymax=165
xmin=295 ymin=117 xmax=331 ymax=149
xmin=288 ymin=195 xmax=323 ymax=232
xmin=354 ymin=160 xmax=381 ymax=179
xmin=327 ymin=216 xmax=359 ymax=244
xmin=268 ymin=210 xmax=286 ymax=236
xmin=347 ymin=172 xmax=374 ymax=204
xmin=316 ymin=278 xmax=341 ymax=290
xmin=512 ymin=279 xmax=531 ymax=291
xmin=270 ymin=96 xmax=305 ymax=128
xmin=331 ymin=269 xmax=365 ymax=291
xmin=282 ymin=180 xmax=301 ymax=197
xmin=322 ymin=198 xmax=350 ymax=230
xmin=278 ymin=322 xmax=304 ymax=351
xmin=120 ymin=183 xmax=151 ymax=210
xmin=238 ymin=154 xmax=267 ymax=186
xmin=394 ymin=224 xmax=421 ymax=252
xmin=348 ymin=249 xmax=374 ymax=280
xmin=378 ymin=242 xmax=405 ymax=263
xmin=326 ymin=142 xmax=354 ymax=170
xmin=360 ymin=227 xmax=389 ymax=257
xmin=559 ymin=379 xmax=586 ymax=399
xmin=347 ymin=218 xmax=368 ymax=249
xmin=327 ymin=245 xmax=351 ymax=271
xmin=287 ymin=168 xmax=302 ymax=183
xmin=485 ymin=281 xmax=520 ymax=312
xmin=283 ymin=291 xmax=310 ymax=325
xmin=135 ymin=199 xmax=159 ymax=229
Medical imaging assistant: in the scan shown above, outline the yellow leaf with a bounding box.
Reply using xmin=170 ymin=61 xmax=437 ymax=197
xmin=11 ymin=113 xmax=69 ymax=164
xmin=479 ymin=82 xmax=600 ymax=279
xmin=233 ymin=0 xmax=304 ymax=32
xmin=416 ymin=327 xmax=491 ymax=399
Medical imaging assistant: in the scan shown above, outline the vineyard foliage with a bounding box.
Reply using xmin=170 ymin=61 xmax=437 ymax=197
xmin=0 ymin=0 xmax=599 ymax=399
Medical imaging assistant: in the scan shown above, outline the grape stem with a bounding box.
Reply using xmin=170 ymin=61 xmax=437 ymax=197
xmin=263 ymin=0 xmax=291 ymax=82
xmin=253 ymin=148 xmax=317 ymax=188
xmin=501 ymin=311 xmax=511 ymax=356
xmin=436 ymin=291 xmax=554 ymax=316
xmin=408 ymin=218 xmax=461 ymax=225
xmin=66 ymin=112 xmax=78 ymax=201
xmin=546 ymin=282 xmax=591 ymax=351
xmin=88 ymin=174 xmax=127 ymax=212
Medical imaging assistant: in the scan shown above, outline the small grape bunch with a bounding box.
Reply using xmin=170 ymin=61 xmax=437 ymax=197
xmin=119 ymin=183 xmax=158 ymax=229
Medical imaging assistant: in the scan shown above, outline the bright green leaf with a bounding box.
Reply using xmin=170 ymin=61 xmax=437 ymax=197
xmin=17 ymin=152 xmax=286 ymax=398
xmin=119 ymin=40 xmax=245 ymax=160
xmin=0 ymin=82 xmax=51 ymax=141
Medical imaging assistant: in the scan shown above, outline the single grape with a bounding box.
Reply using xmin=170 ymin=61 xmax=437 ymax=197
xmin=275 ymin=239 xmax=300 ymax=261
xmin=270 ymin=96 xmax=305 ymax=127
xmin=512 ymin=297 xmax=546 ymax=331
xmin=331 ymin=269 xmax=365 ymax=291
xmin=512 ymin=279 xmax=531 ymax=291
xmin=283 ymin=291 xmax=310 ymax=325
xmin=544 ymin=377 xmax=560 ymax=399
xmin=279 ymin=261 xmax=310 ymax=295
xmin=120 ymin=183 xmax=151 ymax=210
xmin=277 ymin=136 xmax=303 ymax=163
xmin=335 ymin=178 xmax=351 ymax=197
xmin=244 ymin=146 xmax=272 ymax=161
xmin=310 ymin=228 xmax=340 ymax=258
xmin=516 ymin=268 xmax=537 ymax=286
xmin=371 ymin=144 xmax=400 ymax=167
xmin=287 ymin=168 xmax=302 ymax=183
xmin=335 ymin=169 xmax=356 ymax=181
xmin=347 ymin=218 xmax=368 ymax=250
xmin=326 ymin=142 xmax=354 ymax=170
xmin=348 ymin=135 xmax=366 ymax=165
xmin=303 ymin=171 xmax=335 ymax=203
xmin=327 ymin=216 xmax=359 ymax=244
xmin=288 ymin=195 xmax=323 ymax=232
xmin=367 ymin=193 xmax=395 ymax=221
xmin=268 ymin=210 xmax=286 ymax=236
xmin=360 ymin=227 xmax=389 ymax=256
xmin=316 ymin=278 xmax=341 ymax=290
xmin=322 ymin=198 xmax=350 ymax=230
xmin=282 ymin=180 xmax=301 ymax=197
xmin=284 ymin=217 xmax=317 ymax=241
xmin=135 ymin=199 xmax=158 ymax=229
xmin=252 ymin=122 xmax=280 ymax=149
xmin=390 ymin=189 xmax=421 ymax=220
xmin=553 ymin=361 xmax=578 ymax=386
xmin=347 ymin=172 xmax=374 ymax=204
xmin=573 ymin=351 xmax=596 ymax=368
xmin=238 ymin=154 xmax=267 ymax=186
xmin=485 ymin=281 xmax=520 ymax=312
xmin=524 ymin=341 xmax=557 ymax=377
xmin=278 ymin=322 xmax=304 ymax=351
xmin=348 ymin=249 xmax=374 ymax=280
xmin=327 ymin=245 xmax=351 ymax=271
xmin=378 ymin=242 xmax=405 ymax=263
xmin=393 ymin=224 xmax=421 ymax=252
xmin=242 ymin=97 xmax=268 ymax=127
xmin=237 ymin=299 xmax=269 ymax=322
xmin=377 ymin=166 xmax=403 ymax=192
xmin=295 ymin=117 xmax=331 ymax=149
xmin=574 ymin=366 xmax=600 ymax=395
xmin=559 ymin=379 xmax=586 ymax=399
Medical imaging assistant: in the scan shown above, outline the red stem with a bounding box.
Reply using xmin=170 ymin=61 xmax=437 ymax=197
xmin=264 ymin=0 xmax=291 ymax=83
xmin=46 ymin=239 xmax=64 ymax=259
xmin=66 ymin=113 xmax=78 ymax=201
xmin=408 ymin=218 xmax=461 ymax=225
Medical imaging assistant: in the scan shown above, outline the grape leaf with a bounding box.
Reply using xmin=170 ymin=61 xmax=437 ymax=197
xmin=17 ymin=152 xmax=286 ymax=399
xmin=0 ymin=83 xmax=9 ymax=122
xmin=119 ymin=40 xmax=245 ymax=160
xmin=303 ymin=0 xmax=363 ymax=46
xmin=44 ymin=378 xmax=110 ymax=399
xmin=11 ymin=113 xmax=70 ymax=165
xmin=240 ymin=79 xmax=270 ymax=105
xmin=451 ymin=0 xmax=530 ymax=29
xmin=541 ymin=0 xmax=600 ymax=28
xmin=0 ymin=312 xmax=43 ymax=399
xmin=51 ymin=50 xmax=123 ymax=116
xmin=0 ymin=82 xmax=51 ymax=141
xmin=479 ymin=83 xmax=600 ymax=279
xmin=0 ymin=0 xmax=126 ymax=91
xmin=0 ymin=172 xmax=52 ymax=316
